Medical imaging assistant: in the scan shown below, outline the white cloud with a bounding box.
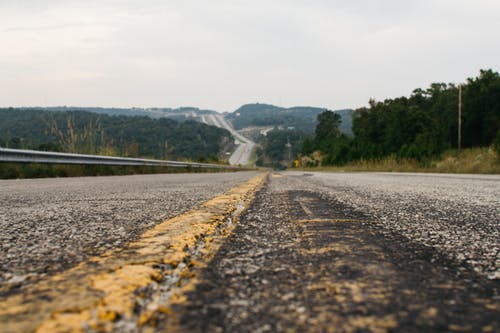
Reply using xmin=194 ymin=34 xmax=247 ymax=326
xmin=0 ymin=0 xmax=499 ymax=110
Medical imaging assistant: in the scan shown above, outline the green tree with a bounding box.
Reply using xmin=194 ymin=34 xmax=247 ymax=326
xmin=315 ymin=110 xmax=341 ymax=143
xmin=303 ymin=69 xmax=500 ymax=165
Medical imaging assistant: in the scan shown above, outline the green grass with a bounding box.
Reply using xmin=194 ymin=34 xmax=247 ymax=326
xmin=296 ymin=147 xmax=500 ymax=174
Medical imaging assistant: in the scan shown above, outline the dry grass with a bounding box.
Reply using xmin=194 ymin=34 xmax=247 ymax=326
xmin=298 ymin=147 xmax=500 ymax=174
xmin=431 ymin=148 xmax=500 ymax=173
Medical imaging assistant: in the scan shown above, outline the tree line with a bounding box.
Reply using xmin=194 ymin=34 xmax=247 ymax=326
xmin=255 ymin=129 xmax=307 ymax=169
xmin=227 ymin=104 xmax=328 ymax=133
xmin=0 ymin=109 xmax=232 ymax=161
xmin=301 ymin=69 xmax=500 ymax=165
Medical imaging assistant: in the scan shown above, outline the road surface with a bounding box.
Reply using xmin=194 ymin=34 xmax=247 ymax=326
xmin=206 ymin=114 xmax=255 ymax=165
xmin=1 ymin=171 xmax=498 ymax=332
xmin=168 ymin=171 xmax=500 ymax=332
xmin=0 ymin=171 xmax=259 ymax=292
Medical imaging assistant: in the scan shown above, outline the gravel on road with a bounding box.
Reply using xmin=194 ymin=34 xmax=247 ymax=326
xmin=281 ymin=172 xmax=500 ymax=279
xmin=1 ymin=171 xmax=498 ymax=332
xmin=0 ymin=171 xmax=259 ymax=293
xmin=168 ymin=172 xmax=499 ymax=332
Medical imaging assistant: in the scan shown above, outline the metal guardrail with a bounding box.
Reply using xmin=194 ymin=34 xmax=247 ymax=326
xmin=0 ymin=147 xmax=238 ymax=169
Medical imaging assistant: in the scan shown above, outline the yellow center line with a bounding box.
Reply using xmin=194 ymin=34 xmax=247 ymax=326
xmin=0 ymin=172 xmax=267 ymax=333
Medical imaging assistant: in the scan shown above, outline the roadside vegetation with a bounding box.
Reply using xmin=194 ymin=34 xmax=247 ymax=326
xmin=298 ymin=147 xmax=500 ymax=174
xmin=226 ymin=103 xmax=353 ymax=134
xmin=255 ymin=129 xmax=307 ymax=169
xmin=0 ymin=109 xmax=232 ymax=161
xmin=297 ymin=69 xmax=500 ymax=173
xmin=0 ymin=163 xmax=235 ymax=180
xmin=0 ymin=109 xmax=237 ymax=179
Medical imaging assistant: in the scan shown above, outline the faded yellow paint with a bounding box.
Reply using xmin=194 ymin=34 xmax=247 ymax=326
xmin=420 ymin=307 xmax=439 ymax=318
xmin=296 ymin=199 xmax=314 ymax=217
xmin=0 ymin=172 xmax=267 ymax=333
xmin=346 ymin=315 xmax=398 ymax=333
xmin=449 ymin=324 xmax=474 ymax=332
xmin=482 ymin=325 xmax=495 ymax=332
xmin=472 ymin=298 xmax=498 ymax=311
xmin=433 ymin=283 xmax=465 ymax=290
xmin=36 ymin=311 xmax=93 ymax=333
xmin=300 ymin=245 xmax=352 ymax=255
xmin=291 ymin=207 xmax=402 ymax=332
xmin=297 ymin=218 xmax=364 ymax=223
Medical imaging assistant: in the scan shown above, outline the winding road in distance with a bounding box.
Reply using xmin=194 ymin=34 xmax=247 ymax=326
xmin=205 ymin=114 xmax=255 ymax=166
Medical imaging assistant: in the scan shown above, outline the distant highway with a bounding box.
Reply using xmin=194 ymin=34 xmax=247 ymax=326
xmin=206 ymin=114 xmax=255 ymax=165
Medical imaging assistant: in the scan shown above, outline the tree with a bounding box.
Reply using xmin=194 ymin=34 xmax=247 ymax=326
xmin=301 ymin=69 xmax=500 ymax=165
xmin=315 ymin=110 xmax=341 ymax=143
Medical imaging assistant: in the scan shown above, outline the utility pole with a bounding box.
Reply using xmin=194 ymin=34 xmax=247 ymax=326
xmin=285 ymin=137 xmax=292 ymax=167
xmin=458 ymin=84 xmax=462 ymax=150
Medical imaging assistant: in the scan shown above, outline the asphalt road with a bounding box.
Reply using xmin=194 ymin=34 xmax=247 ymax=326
xmin=1 ymin=171 xmax=499 ymax=332
xmin=206 ymin=114 xmax=255 ymax=165
xmin=0 ymin=171 xmax=259 ymax=293
xmin=281 ymin=171 xmax=500 ymax=279
xmin=168 ymin=171 xmax=499 ymax=332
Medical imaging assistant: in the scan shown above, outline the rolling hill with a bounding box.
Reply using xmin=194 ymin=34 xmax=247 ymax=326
xmin=225 ymin=103 xmax=353 ymax=135
xmin=0 ymin=108 xmax=232 ymax=161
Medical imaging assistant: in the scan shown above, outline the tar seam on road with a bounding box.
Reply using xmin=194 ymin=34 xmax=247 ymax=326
xmin=166 ymin=176 xmax=498 ymax=333
xmin=0 ymin=172 xmax=267 ymax=333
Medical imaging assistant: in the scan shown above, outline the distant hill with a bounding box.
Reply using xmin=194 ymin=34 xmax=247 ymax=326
xmin=20 ymin=106 xmax=218 ymax=122
xmin=13 ymin=104 xmax=353 ymax=134
xmin=0 ymin=108 xmax=231 ymax=161
xmin=226 ymin=103 xmax=353 ymax=135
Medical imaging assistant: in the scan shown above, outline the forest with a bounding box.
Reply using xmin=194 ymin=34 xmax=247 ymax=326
xmin=0 ymin=109 xmax=232 ymax=161
xmin=255 ymin=129 xmax=307 ymax=169
xmin=301 ymin=69 xmax=500 ymax=166
xmin=226 ymin=103 xmax=353 ymax=134
xmin=22 ymin=106 xmax=217 ymax=118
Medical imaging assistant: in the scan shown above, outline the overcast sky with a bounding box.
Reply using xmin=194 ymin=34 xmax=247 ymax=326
xmin=1 ymin=0 xmax=499 ymax=112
